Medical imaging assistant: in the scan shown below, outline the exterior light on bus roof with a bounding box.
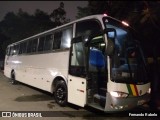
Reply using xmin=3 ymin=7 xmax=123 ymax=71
xmin=122 ymin=21 xmax=129 ymax=27
xmin=103 ymin=13 xmax=108 ymax=16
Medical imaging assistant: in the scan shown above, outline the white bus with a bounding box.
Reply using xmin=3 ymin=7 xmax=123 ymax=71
xmin=4 ymin=14 xmax=150 ymax=112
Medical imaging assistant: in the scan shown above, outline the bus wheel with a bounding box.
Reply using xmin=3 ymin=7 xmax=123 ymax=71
xmin=11 ymin=71 xmax=17 ymax=85
xmin=54 ymin=80 xmax=67 ymax=107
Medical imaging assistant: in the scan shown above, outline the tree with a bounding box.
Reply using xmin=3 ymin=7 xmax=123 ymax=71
xmin=0 ymin=11 xmax=20 ymax=43
xmin=76 ymin=1 xmax=111 ymax=19
xmin=33 ymin=9 xmax=55 ymax=34
xmin=0 ymin=31 xmax=10 ymax=59
xmin=0 ymin=8 xmax=54 ymax=43
xmin=50 ymin=2 xmax=70 ymax=26
xmin=0 ymin=3 xmax=72 ymax=60
xmin=0 ymin=8 xmax=54 ymax=58
xmin=76 ymin=6 xmax=90 ymax=19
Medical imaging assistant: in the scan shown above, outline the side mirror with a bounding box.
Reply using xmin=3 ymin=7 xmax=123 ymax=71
xmin=104 ymin=28 xmax=117 ymax=56
xmin=83 ymin=31 xmax=103 ymax=47
xmin=71 ymin=36 xmax=83 ymax=44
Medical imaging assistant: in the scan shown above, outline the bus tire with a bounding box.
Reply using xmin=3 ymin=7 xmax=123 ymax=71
xmin=11 ymin=71 xmax=17 ymax=85
xmin=54 ymin=80 xmax=67 ymax=107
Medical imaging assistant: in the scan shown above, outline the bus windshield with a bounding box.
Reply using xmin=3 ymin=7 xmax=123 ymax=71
xmin=103 ymin=17 xmax=149 ymax=84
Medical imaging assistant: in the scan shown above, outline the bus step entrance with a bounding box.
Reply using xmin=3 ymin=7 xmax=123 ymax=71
xmin=99 ymin=88 xmax=107 ymax=96
xmin=93 ymin=94 xmax=106 ymax=108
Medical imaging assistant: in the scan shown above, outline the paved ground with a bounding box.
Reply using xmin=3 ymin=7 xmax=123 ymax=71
xmin=0 ymin=71 xmax=159 ymax=120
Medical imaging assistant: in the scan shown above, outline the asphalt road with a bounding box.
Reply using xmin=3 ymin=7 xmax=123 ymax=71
xmin=0 ymin=71 xmax=159 ymax=120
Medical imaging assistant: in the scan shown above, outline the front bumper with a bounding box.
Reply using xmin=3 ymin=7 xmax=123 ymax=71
xmin=105 ymin=93 xmax=150 ymax=112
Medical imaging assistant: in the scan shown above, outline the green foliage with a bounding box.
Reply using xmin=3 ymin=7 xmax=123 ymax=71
xmin=76 ymin=6 xmax=90 ymax=19
xmin=0 ymin=31 xmax=10 ymax=58
xmin=76 ymin=1 xmax=111 ymax=18
xmin=33 ymin=9 xmax=55 ymax=34
xmin=0 ymin=8 xmax=54 ymax=43
xmin=50 ymin=2 xmax=70 ymax=26
xmin=0 ymin=2 xmax=70 ymax=58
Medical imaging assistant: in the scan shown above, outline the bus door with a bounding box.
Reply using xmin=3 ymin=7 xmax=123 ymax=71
xmin=68 ymin=36 xmax=87 ymax=107
xmin=87 ymin=35 xmax=107 ymax=108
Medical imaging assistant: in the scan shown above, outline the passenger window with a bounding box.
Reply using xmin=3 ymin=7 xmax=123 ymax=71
xmin=53 ymin=32 xmax=62 ymax=50
xmin=76 ymin=20 xmax=102 ymax=37
xmin=22 ymin=42 xmax=27 ymax=54
xmin=61 ymin=27 xmax=72 ymax=49
xmin=9 ymin=44 xmax=19 ymax=55
xmin=38 ymin=37 xmax=45 ymax=52
xmin=27 ymin=40 xmax=32 ymax=53
xmin=44 ymin=34 xmax=53 ymax=51
xmin=32 ymin=39 xmax=38 ymax=52
xmin=69 ymin=40 xmax=86 ymax=77
xmin=19 ymin=43 xmax=23 ymax=54
xmin=10 ymin=46 xmax=14 ymax=56
xmin=13 ymin=44 xmax=19 ymax=55
xmin=19 ymin=42 xmax=27 ymax=54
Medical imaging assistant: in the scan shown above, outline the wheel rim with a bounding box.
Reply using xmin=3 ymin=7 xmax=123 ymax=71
xmin=56 ymin=86 xmax=66 ymax=103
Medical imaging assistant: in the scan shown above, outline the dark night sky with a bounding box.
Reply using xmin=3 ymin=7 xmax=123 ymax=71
xmin=0 ymin=1 xmax=88 ymax=22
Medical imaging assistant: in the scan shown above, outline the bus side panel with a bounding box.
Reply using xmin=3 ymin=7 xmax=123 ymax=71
xmin=4 ymin=64 xmax=12 ymax=78
xmin=7 ymin=51 xmax=70 ymax=92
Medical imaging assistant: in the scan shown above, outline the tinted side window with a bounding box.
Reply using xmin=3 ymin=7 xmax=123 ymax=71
xmin=10 ymin=44 xmax=19 ymax=55
xmin=19 ymin=42 xmax=27 ymax=54
xmin=13 ymin=44 xmax=19 ymax=55
xmin=27 ymin=40 xmax=32 ymax=53
xmin=53 ymin=32 xmax=62 ymax=50
xmin=76 ymin=20 xmax=102 ymax=37
xmin=32 ymin=39 xmax=38 ymax=52
xmin=26 ymin=39 xmax=38 ymax=53
xmin=44 ymin=34 xmax=53 ymax=51
xmin=61 ymin=27 xmax=72 ymax=49
xmin=19 ymin=43 xmax=23 ymax=54
xmin=10 ymin=46 xmax=14 ymax=56
xmin=38 ymin=37 xmax=45 ymax=52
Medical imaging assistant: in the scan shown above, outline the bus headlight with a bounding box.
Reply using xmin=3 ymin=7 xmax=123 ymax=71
xmin=110 ymin=91 xmax=128 ymax=98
